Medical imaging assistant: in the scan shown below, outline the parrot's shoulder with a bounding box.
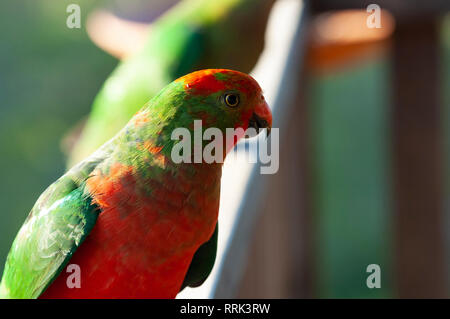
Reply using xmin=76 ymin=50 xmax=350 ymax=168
xmin=34 ymin=141 xmax=112 ymax=214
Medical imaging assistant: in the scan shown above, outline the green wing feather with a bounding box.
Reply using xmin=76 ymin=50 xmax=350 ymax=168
xmin=181 ymin=223 xmax=218 ymax=290
xmin=0 ymin=152 xmax=108 ymax=299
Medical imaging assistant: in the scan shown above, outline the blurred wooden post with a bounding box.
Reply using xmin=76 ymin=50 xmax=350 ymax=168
xmin=237 ymin=71 xmax=314 ymax=298
xmin=392 ymin=18 xmax=446 ymax=298
xmin=236 ymin=0 xmax=313 ymax=298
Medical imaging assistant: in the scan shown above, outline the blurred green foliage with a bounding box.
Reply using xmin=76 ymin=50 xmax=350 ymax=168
xmin=0 ymin=0 xmax=116 ymax=275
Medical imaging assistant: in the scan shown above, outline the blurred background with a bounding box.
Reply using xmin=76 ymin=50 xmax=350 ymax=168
xmin=0 ymin=0 xmax=449 ymax=298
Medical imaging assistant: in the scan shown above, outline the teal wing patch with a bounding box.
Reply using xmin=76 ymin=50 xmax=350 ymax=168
xmin=0 ymin=150 xmax=108 ymax=299
xmin=181 ymin=223 xmax=218 ymax=291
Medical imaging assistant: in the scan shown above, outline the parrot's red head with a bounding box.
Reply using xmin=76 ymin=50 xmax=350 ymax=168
xmin=130 ymin=69 xmax=273 ymax=162
xmin=175 ymin=69 xmax=272 ymax=140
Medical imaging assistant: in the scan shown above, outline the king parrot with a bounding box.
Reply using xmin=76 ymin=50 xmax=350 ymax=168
xmin=65 ymin=0 xmax=274 ymax=284
xmin=0 ymin=69 xmax=272 ymax=299
xmin=67 ymin=0 xmax=275 ymax=167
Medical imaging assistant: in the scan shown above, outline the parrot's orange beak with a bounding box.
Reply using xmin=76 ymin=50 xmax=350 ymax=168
xmin=249 ymin=100 xmax=272 ymax=137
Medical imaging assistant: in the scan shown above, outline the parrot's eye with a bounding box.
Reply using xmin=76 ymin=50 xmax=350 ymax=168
xmin=224 ymin=93 xmax=240 ymax=108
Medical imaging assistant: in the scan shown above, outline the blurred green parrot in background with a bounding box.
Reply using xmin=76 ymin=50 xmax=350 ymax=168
xmin=68 ymin=0 xmax=275 ymax=166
